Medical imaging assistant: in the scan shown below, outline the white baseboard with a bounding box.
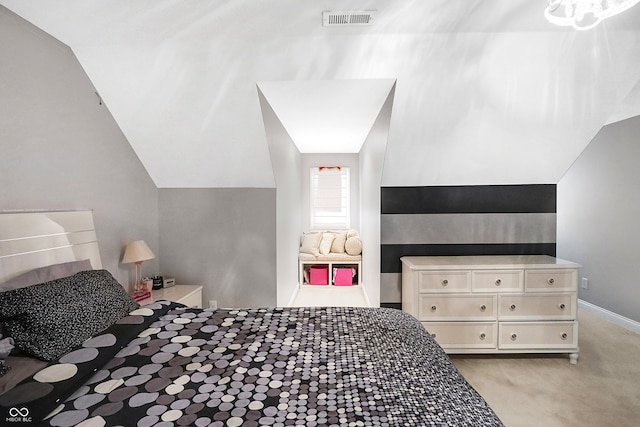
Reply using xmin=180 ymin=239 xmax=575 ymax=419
xmin=286 ymin=284 xmax=299 ymax=307
xmin=578 ymin=299 xmax=640 ymax=334
xmin=362 ymin=284 xmax=372 ymax=307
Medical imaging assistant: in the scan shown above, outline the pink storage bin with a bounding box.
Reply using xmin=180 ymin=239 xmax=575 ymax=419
xmin=309 ymin=266 xmax=328 ymax=285
xmin=334 ymin=268 xmax=353 ymax=286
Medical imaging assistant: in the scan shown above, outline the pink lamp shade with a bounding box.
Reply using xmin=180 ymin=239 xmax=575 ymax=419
xmin=122 ymin=240 xmax=155 ymax=291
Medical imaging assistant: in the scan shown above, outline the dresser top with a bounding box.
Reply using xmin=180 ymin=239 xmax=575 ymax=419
xmin=401 ymin=255 xmax=581 ymax=270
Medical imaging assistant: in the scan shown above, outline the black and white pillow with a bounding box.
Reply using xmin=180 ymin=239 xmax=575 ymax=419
xmin=0 ymin=270 xmax=139 ymax=361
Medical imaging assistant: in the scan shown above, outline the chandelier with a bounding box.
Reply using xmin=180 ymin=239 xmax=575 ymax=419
xmin=545 ymin=0 xmax=640 ymax=30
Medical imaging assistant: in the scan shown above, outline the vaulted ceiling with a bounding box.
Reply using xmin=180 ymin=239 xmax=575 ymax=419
xmin=3 ymin=0 xmax=640 ymax=187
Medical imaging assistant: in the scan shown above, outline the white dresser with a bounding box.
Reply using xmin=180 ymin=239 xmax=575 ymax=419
xmin=401 ymin=255 xmax=581 ymax=364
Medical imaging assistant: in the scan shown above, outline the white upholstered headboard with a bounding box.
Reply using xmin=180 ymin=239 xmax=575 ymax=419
xmin=0 ymin=210 xmax=102 ymax=284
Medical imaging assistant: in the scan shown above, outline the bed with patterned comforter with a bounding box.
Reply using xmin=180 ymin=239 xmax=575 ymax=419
xmin=0 ymin=270 xmax=503 ymax=427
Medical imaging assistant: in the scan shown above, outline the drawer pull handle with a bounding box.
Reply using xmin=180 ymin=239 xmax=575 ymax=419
xmin=441 ymin=279 xmax=448 ymax=286
xmin=431 ymin=333 xmax=437 ymax=338
xmin=431 ymin=305 xmax=437 ymax=312
xmin=511 ymin=333 xmax=517 ymax=341
xmin=561 ymin=332 xmax=568 ymax=340
xmin=479 ymin=333 xmax=486 ymax=340
xmin=495 ymin=279 xmax=502 ymax=286
xmin=510 ymin=304 xmax=517 ymax=311
xmin=480 ymin=304 xmax=487 ymax=312
xmin=559 ymin=303 xmax=566 ymax=310
xmin=547 ymin=278 xmax=555 ymax=285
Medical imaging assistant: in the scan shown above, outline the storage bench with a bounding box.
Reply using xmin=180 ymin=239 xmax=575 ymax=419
xmin=299 ymin=253 xmax=361 ymax=286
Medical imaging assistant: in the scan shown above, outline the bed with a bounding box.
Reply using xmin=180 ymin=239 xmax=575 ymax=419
xmin=0 ymin=211 xmax=503 ymax=426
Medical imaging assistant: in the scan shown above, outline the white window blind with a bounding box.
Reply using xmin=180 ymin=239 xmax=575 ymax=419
xmin=310 ymin=166 xmax=350 ymax=230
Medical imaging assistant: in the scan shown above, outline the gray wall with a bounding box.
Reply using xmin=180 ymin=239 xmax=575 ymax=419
xmin=380 ymin=185 xmax=557 ymax=307
xmin=1 ymin=8 xmax=279 ymax=307
xmin=558 ymin=116 xmax=640 ymax=323
xmin=158 ymin=188 xmax=277 ymax=308
xmin=0 ymin=7 xmax=159 ymax=287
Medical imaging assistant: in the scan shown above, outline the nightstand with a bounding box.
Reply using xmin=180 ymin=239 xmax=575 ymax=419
xmin=138 ymin=285 xmax=203 ymax=308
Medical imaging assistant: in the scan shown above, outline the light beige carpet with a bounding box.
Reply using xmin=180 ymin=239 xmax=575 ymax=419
xmin=290 ymin=285 xmax=369 ymax=307
xmin=450 ymin=309 xmax=640 ymax=427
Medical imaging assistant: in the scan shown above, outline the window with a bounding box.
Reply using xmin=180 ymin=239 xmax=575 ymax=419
xmin=310 ymin=166 xmax=350 ymax=230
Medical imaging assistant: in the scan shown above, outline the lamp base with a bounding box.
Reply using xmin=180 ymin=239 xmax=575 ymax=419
xmin=133 ymin=262 xmax=143 ymax=293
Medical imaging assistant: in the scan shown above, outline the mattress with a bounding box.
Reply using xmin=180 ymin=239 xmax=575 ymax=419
xmin=0 ymin=301 xmax=503 ymax=426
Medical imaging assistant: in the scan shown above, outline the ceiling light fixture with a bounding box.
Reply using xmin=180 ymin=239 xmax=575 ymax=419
xmin=544 ymin=0 xmax=640 ymax=30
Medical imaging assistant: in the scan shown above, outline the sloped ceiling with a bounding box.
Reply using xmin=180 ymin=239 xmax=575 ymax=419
xmin=2 ymin=0 xmax=640 ymax=187
xmin=257 ymin=79 xmax=397 ymax=153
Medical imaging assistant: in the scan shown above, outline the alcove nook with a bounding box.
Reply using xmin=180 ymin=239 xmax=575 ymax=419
xmin=258 ymin=79 xmax=396 ymax=306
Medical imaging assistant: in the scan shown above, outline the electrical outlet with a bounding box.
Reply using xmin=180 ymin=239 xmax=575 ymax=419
xmin=209 ymin=300 xmax=218 ymax=309
xmin=581 ymin=277 xmax=588 ymax=289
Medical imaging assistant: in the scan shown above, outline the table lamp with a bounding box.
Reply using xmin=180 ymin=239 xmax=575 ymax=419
xmin=122 ymin=240 xmax=155 ymax=292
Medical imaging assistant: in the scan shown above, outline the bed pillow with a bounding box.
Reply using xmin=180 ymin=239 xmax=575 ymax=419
xmin=0 ymin=269 xmax=138 ymax=361
xmin=0 ymin=259 xmax=93 ymax=292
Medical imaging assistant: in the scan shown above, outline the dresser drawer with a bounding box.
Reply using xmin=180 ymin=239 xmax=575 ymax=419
xmin=418 ymin=271 xmax=470 ymax=293
xmin=498 ymin=293 xmax=576 ymax=320
xmin=525 ymin=269 xmax=576 ymax=292
xmin=498 ymin=321 xmax=578 ymax=349
xmin=423 ymin=322 xmax=497 ymax=349
xmin=418 ymin=295 xmax=496 ymax=321
xmin=472 ymin=270 xmax=523 ymax=292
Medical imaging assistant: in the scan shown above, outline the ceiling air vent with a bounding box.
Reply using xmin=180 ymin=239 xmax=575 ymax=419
xmin=322 ymin=10 xmax=376 ymax=27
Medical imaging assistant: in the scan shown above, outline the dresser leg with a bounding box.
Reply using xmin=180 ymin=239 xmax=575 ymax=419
xmin=569 ymin=353 xmax=579 ymax=365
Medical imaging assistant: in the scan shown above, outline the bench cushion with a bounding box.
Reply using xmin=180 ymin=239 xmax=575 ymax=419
xmin=299 ymin=253 xmax=361 ymax=262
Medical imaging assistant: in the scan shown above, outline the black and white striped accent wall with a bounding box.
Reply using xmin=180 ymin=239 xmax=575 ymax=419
xmin=380 ymin=185 xmax=557 ymax=309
